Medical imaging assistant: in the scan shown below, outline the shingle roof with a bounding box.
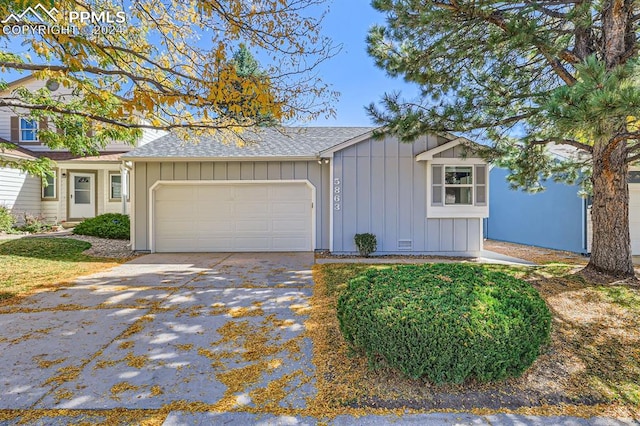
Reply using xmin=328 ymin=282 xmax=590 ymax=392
xmin=0 ymin=140 xmax=37 ymax=160
xmin=122 ymin=127 xmax=377 ymax=160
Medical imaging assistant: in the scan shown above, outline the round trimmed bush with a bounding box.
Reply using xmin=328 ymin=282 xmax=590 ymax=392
xmin=73 ymin=213 xmax=130 ymax=240
xmin=336 ymin=263 xmax=551 ymax=384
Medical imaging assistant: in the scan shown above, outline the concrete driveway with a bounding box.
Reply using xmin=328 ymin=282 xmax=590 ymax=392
xmin=0 ymin=252 xmax=315 ymax=417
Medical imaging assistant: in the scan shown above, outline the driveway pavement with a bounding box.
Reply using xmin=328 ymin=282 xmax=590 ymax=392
xmin=0 ymin=252 xmax=315 ymax=416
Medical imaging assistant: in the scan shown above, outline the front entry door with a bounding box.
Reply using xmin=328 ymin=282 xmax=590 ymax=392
xmin=69 ymin=172 xmax=95 ymax=219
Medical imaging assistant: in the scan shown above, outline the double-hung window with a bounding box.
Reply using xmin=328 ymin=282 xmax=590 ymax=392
xmin=431 ymin=164 xmax=487 ymax=207
xmin=20 ymin=118 xmax=38 ymax=142
xmin=42 ymin=171 xmax=57 ymax=200
xmin=109 ymin=172 xmax=130 ymax=201
xmin=444 ymin=166 xmax=473 ymax=205
xmin=110 ymin=173 xmax=122 ymax=201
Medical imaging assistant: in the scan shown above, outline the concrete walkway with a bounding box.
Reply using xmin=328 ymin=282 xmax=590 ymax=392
xmin=162 ymin=412 xmax=638 ymax=425
xmin=315 ymin=249 xmax=536 ymax=266
xmin=0 ymin=252 xmax=635 ymax=425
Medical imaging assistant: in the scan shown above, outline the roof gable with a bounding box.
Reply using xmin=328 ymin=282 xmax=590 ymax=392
xmin=1 ymin=74 xmax=37 ymax=94
xmin=415 ymin=137 xmax=480 ymax=161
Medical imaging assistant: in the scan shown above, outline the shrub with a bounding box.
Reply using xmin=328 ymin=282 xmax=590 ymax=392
xmin=73 ymin=213 xmax=130 ymax=240
xmin=0 ymin=206 xmax=15 ymax=232
xmin=15 ymin=213 xmax=53 ymax=233
xmin=354 ymin=233 xmax=377 ymax=257
xmin=337 ymin=263 xmax=552 ymax=384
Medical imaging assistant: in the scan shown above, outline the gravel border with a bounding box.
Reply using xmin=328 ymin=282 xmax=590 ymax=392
xmin=58 ymin=234 xmax=137 ymax=259
xmin=16 ymin=230 xmax=138 ymax=259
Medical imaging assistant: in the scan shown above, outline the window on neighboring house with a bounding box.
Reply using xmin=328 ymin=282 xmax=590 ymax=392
xmin=110 ymin=173 xmax=127 ymax=201
xmin=42 ymin=172 xmax=56 ymax=200
xmin=432 ymin=164 xmax=487 ymax=207
xmin=20 ymin=118 xmax=38 ymax=142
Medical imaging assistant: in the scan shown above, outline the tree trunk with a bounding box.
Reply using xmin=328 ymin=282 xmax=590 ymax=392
xmin=586 ymin=138 xmax=635 ymax=277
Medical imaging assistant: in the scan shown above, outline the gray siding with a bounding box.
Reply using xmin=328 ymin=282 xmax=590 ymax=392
xmin=133 ymin=160 xmax=329 ymax=251
xmin=332 ymin=134 xmax=482 ymax=256
xmin=433 ymin=145 xmax=467 ymax=158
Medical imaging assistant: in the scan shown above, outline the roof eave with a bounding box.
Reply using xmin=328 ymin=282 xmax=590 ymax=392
xmin=415 ymin=137 xmax=479 ymax=161
xmin=318 ymin=128 xmax=379 ymax=157
xmin=1 ymin=74 xmax=37 ymax=94
xmin=122 ymin=155 xmax=321 ymax=162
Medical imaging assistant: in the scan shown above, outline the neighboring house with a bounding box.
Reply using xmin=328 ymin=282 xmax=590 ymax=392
xmin=123 ymin=128 xmax=489 ymax=255
xmin=0 ymin=75 xmax=162 ymax=224
xmin=486 ymin=156 xmax=640 ymax=255
xmin=0 ymin=145 xmax=42 ymax=222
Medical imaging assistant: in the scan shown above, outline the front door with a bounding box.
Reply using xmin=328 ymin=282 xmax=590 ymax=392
xmin=69 ymin=172 xmax=95 ymax=219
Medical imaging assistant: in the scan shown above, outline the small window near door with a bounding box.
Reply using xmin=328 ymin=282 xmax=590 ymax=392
xmin=20 ymin=118 xmax=38 ymax=142
xmin=42 ymin=172 xmax=56 ymax=200
xmin=110 ymin=173 xmax=122 ymax=201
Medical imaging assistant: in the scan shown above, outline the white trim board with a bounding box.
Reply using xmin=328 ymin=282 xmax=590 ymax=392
xmin=415 ymin=137 xmax=476 ymax=161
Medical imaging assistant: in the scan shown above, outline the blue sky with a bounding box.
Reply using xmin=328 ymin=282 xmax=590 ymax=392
xmin=311 ymin=0 xmax=416 ymax=126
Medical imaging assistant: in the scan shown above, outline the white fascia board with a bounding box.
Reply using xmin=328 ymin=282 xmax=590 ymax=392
xmin=123 ymin=156 xmax=319 ymax=162
xmin=415 ymin=137 xmax=468 ymax=161
xmin=318 ymin=129 xmax=380 ymax=157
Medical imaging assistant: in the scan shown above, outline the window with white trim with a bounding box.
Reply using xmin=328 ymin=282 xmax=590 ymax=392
xmin=20 ymin=118 xmax=38 ymax=142
xmin=431 ymin=164 xmax=487 ymax=207
xmin=110 ymin=173 xmax=122 ymax=200
xmin=42 ymin=172 xmax=56 ymax=199
xmin=444 ymin=166 xmax=473 ymax=205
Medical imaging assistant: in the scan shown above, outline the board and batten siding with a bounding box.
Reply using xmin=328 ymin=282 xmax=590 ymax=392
xmin=133 ymin=160 xmax=330 ymax=251
xmin=332 ymin=134 xmax=483 ymax=255
xmin=0 ymin=166 xmax=41 ymax=221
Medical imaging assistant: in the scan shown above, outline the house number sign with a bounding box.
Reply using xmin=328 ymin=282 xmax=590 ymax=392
xmin=333 ymin=178 xmax=341 ymax=210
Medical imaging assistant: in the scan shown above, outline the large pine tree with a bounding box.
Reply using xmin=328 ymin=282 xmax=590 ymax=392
xmin=367 ymin=0 xmax=640 ymax=278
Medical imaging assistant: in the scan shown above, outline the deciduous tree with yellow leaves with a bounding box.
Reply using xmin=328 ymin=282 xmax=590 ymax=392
xmin=0 ymin=0 xmax=337 ymax=172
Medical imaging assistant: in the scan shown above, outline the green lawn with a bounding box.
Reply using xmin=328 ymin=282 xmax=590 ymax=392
xmin=0 ymin=238 xmax=121 ymax=301
xmin=310 ymin=262 xmax=640 ymax=417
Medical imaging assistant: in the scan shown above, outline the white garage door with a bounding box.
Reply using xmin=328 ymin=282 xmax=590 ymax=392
xmin=631 ymin=185 xmax=640 ymax=255
xmin=153 ymin=182 xmax=313 ymax=252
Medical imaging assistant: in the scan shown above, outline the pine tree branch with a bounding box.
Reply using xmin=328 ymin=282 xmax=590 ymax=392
xmin=523 ymin=1 xmax=568 ymax=19
xmin=529 ymin=138 xmax=593 ymax=152
xmin=432 ymin=2 xmax=578 ymax=85
xmin=626 ymin=141 xmax=640 ymax=163
xmin=627 ymin=153 xmax=640 ymax=163
xmin=613 ymin=132 xmax=640 ymax=145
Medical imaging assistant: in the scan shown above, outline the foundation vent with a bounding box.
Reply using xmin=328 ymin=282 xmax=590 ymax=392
xmin=398 ymin=240 xmax=413 ymax=251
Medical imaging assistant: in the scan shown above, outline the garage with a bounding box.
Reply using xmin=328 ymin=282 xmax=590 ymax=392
xmin=151 ymin=181 xmax=314 ymax=252
xmin=631 ymin=185 xmax=640 ymax=255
